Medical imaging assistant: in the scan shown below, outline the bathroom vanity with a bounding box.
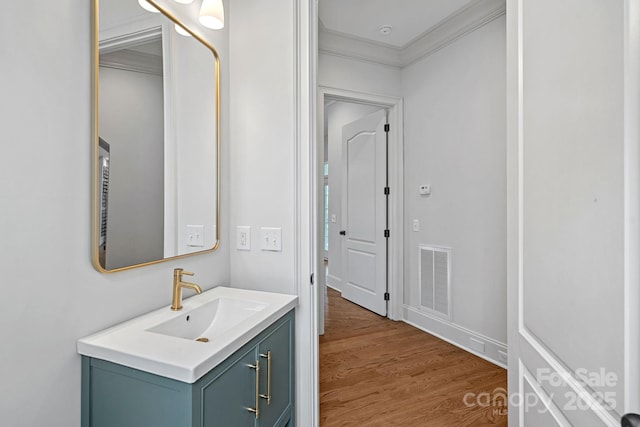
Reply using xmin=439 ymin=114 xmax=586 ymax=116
xmin=78 ymin=287 xmax=296 ymax=427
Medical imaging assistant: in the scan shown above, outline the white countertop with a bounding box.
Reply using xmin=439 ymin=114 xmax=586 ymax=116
xmin=77 ymin=286 xmax=297 ymax=383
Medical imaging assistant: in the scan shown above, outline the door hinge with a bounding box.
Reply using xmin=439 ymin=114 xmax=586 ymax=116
xmin=384 ymin=292 xmax=390 ymax=301
xmin=384 ymin=187 xmax=390 ymax=195
xmin=384 ymin=229 xmax=390 ymax=238
xmin=384 ymin=124 xmax=390 ymax=132
xmin=310 ymin=273 xmax=314 ymax=285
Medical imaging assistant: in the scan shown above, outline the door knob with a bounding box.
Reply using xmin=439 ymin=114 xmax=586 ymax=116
xmin=339 ymin=230 xmax=346 ymax=236
xmin=622 ymin=414 xmax=640 ymax=427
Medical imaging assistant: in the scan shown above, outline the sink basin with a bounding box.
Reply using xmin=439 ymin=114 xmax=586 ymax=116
xmin=77 ymin=286 xmax=297 ymax=383
xmin=147 ymin=297 xmax=268 ymax=340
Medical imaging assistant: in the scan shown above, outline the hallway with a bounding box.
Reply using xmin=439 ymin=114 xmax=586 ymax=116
xmin=320 ymin=288 xmax=508 ymax=426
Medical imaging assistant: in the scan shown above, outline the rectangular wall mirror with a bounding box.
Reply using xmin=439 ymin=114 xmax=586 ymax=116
xmin=92 ymin=0 xmax=220 ymax=272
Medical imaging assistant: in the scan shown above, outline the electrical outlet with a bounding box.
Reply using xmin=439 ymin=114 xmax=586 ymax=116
xmin=186 ymin=225 xmax=204 ymax=247
xmin=260 ymin=227 xmax=282 ymax=251
xmin=419 ymin=184 xmax=431 ymax=196
xmin=236 ymin=226 xmax=251 ymax=250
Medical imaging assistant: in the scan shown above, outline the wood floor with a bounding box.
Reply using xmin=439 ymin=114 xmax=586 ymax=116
xmin=320 ymin=288 xmax=508 ymax=427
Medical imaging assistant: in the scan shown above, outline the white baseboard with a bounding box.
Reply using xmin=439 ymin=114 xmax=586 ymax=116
xmin=403 ymin=305 xmax=508 ymax=369
xmin=326 ymin=274 xmax=343 ymax=293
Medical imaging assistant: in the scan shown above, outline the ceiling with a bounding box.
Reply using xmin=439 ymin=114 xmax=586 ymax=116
xmin=318 ymin=0 xmax=476 ymax=49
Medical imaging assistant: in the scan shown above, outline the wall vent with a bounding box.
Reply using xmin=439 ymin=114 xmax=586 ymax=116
xmin=419 ymin=245 xmax=451 ymax=319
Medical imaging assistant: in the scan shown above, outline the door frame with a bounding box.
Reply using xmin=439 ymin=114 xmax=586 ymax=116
xmin=622 ymin=0 xmax=640 ymax=411
xmin=317 ymin=86 xmax=404 ymax=321
xmin=294 ymin=0 xmax=317 ymax=425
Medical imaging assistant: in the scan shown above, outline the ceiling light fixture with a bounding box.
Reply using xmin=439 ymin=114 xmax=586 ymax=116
xmin=199 ymin=0 xmax=224 ymax=30
xmin=138 ymin=0 xmax=160 ymax=13
xmin=378 ymin=25 xmax=393 ymax=36
xmin=175 ymin=23 xmax=192 ymax=37
xmin=138 ymin=0 xmax=225 ymax=31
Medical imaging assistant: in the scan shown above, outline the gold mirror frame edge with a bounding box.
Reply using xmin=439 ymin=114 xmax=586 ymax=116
xmin=91 ymin=0 xmax=222 ymax=273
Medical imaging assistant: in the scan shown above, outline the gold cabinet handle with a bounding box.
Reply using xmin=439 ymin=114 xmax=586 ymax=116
xmin=259 ymin=351 xmax=272 ymax=405
xmin=247 ymin=360 xmax=260 ymax=418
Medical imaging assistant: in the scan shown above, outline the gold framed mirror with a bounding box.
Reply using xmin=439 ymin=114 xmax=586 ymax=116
xmin=92 ymin=0 xmax=220 ymax=273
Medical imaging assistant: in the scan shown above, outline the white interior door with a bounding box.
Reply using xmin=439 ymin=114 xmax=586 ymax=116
xmin=507 ymin=1 xmax=639 ymax=425
xmin=340 ymin=109 xmax=387 ymax=316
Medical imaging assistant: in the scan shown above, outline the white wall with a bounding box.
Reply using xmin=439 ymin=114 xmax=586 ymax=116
xmin=402 ymin=17 xmax=507 ymax=359
xmin=325 ymin=101 xmax=381 ymax=290
xmin=0 ymin=2 xmax=230 ymax=426
xmin=228 ymin=0 xmax=297 ymax=294
xmin=99 ymin=65 xmax=165 ymax=269
xmin=318 ymin=53 xmax=402 ymax=97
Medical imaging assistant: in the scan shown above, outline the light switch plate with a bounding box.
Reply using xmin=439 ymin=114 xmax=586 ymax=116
xmin=237 ymin=226 xmax=251 ymax=251
xmin=186 ymin=225 xmax=205 ymax=247
xmin=260 ymin=227 xmax=282 ymax=251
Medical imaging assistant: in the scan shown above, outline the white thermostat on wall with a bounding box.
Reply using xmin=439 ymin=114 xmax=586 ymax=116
xmin=419 ymin=184 xmax=431 ymax=196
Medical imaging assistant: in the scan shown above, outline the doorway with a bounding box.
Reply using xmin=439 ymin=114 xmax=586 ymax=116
xmin=316 ymin=87 xmax=404 ymax=333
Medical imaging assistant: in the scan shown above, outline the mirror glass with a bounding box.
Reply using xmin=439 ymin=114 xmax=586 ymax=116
xmin=93 ymin=0 xmax=220 ymax=272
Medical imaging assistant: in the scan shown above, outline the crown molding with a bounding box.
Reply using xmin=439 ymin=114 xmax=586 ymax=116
xmin=319 ymin=27 xmax=403 ymax=68
xmin=100 ymin=49 xmax=163 ymax=76
xmin=402 ymin=0 xmax=505 ymax=66
xmin=318 ymin=0 xmax=506 ymax=69
xmin=99 ymin=24 xmax=163 ymax=76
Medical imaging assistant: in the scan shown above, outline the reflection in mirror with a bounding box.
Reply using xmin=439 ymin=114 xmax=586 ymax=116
xmin=93 ymin=0 xmax=220 ymax=272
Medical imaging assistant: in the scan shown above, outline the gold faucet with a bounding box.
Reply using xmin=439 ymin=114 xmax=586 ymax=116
xmin=171 ymin=268 xmax=202 ymax=311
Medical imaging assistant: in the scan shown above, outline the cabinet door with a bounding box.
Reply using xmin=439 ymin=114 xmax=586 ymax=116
xmin=257 ymin=319 xmax=293 ymax=427
xmin=200 ymin=348 xmax=260 ymax=427
xmin=84 ymin=358 xmax=192 ymax=427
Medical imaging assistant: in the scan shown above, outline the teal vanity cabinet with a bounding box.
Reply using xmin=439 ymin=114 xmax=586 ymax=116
xmin=81 ymin=310 xmax=294 ymax=427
